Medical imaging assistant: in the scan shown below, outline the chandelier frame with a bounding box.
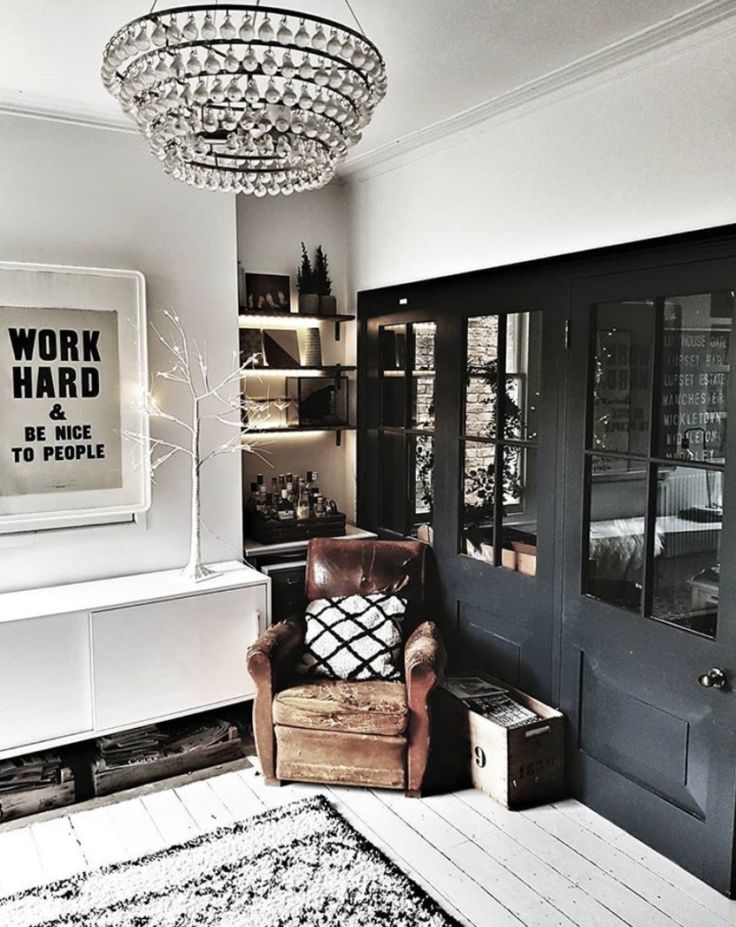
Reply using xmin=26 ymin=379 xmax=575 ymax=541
xmin=102 ymin=3 xmax=387 ymax=194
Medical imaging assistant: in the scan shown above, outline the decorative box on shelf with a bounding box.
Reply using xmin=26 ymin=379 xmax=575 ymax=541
xmin=246 ymin=510 xmax=346 ymax=545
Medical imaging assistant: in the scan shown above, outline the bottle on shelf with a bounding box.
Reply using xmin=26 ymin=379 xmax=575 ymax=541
xmin=297 ymin=487 xmax=311 ymax=520
xmin=277 ymin=488 xmax=296 ymax=521
xmin=248 ymin=468 xmax=340 ymax=528
xmin=265 ymin=492 xmax=275 ymax=519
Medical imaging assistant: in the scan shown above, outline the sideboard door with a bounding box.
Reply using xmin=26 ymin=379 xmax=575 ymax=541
xmin=91 ymin=585 xmax=265 ymax=732
xmin=0 ymin=612 xmax=93 ymax=752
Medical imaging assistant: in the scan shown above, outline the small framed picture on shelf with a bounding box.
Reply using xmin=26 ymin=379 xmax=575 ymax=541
xmin=262 ymin=328 xmax=301 ymax=368
xmin=245 ymin=273 xmax=291 ymax=312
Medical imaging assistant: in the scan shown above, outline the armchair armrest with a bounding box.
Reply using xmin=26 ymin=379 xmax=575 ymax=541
xmin=246 ymin=616 xmax=305 ymax=782
xmin=405 ymin=620 xmax=446 ymax=681
xmin=404 ymin=621 xmax=447 ymax=795
xmin=247 ymin=615 xmax=305 ymax=682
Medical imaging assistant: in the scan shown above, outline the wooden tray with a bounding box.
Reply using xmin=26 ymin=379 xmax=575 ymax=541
xmin=0 ymin=768 xmax=75 ymax=823
xmin=246 ymin=511 xmax=346 ymax=545
xmin=91 ymin=726 xmax=243 ymax=798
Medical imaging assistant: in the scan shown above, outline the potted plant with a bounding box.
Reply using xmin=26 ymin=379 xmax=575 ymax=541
xmin=314 ymin=245 xmax=336 ymax=314
xmin=296 ymin=242 xmax=319 ymax=313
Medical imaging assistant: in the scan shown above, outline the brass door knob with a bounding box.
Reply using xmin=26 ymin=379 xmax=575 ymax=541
xmin=698 ymin=668 xmax=727 ymax=689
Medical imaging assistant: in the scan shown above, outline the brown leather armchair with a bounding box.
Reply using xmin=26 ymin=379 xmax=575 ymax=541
xmin=247 ymin=538 xmax=447 ymax=796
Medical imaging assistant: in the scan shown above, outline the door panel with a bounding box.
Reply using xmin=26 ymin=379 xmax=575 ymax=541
xmin=93 ymin=587 xmax=264 ymax=730
xmin=457 ymin=601 xmax=528 ymax=687
xmin=0 ymin=612 xmax=93 ymax=753
xmin=561 ymin=259 xmax=736 ymax=892
xmin=579 ymin=653 xmax=706 ymax=818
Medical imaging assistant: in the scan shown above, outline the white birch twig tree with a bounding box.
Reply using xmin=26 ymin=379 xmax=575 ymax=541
xmin=124 ymin=308 xmax=265 ymax=582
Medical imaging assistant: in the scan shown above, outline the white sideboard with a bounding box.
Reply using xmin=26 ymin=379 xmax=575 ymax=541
xmin=0 ymin=561 xmax=268 ymax=761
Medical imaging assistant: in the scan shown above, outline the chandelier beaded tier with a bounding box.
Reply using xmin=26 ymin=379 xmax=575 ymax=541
xmin=102 ymin=4 xmax=387 ymax=195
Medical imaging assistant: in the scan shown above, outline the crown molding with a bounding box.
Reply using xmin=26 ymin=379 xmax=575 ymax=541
xmin=1 ymin=0 xmax=734 ymax=163
xmin=0 ymin=90 xmax=134 ymax=133
xmin=339 ymin=0 xmax=736 ymax=182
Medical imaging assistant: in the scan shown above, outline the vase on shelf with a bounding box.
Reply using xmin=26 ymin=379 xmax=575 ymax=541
xmin=319 ymin=295 xmax=337 ymax=315
xmin=298 ymin=293 xmax=320 ymax=314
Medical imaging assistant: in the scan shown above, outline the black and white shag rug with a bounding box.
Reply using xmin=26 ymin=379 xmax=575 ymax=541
xmin=0 ymin=795 xmax=461 ymax=926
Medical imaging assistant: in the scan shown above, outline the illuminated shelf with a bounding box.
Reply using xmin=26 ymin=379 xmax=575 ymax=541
xmin=244 ymin=424 xmax=355 ymax=446
xmin=242 ymin=365 xmax=356 ymax=377
xmin=238 ymin=310 xmax=355 ymax=341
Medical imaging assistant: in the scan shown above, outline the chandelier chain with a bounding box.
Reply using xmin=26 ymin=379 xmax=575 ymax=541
xmin=343 ymin=0 xmax=364 ymax=34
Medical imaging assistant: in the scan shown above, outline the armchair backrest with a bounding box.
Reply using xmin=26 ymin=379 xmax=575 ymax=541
xmin=305 ymin=538 xmax=429 ymax=634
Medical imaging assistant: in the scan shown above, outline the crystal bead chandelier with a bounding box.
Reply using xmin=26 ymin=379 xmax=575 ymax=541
xmin=101 ymin=4 xmax=387 ymax=195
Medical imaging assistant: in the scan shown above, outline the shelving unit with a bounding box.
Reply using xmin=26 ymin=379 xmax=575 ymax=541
xmin=238 ymin=290 xmax=358 ymax=552
xmin=238 ymin=310 xmax=355 ymax=341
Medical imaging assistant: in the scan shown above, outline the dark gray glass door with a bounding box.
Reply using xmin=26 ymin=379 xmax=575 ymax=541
xmin=561 ymin=260 xmax=736 ymax=893
xmin=361 ymin=271 xmax=565 ymax=701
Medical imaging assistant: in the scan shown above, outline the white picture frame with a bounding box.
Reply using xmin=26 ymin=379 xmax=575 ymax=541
xmin=0 ymin=261 xmax=150 ymax=533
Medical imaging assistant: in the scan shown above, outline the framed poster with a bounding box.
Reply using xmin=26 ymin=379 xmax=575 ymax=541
xmin=0 ymin=262 xmax=150 ymax=533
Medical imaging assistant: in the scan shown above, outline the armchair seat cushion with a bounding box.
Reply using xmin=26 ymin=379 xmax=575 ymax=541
xmin=273 ymin=678 xmax=409 ymax=736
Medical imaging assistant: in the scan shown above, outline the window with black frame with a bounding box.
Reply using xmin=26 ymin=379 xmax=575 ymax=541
xmin=378 ymin=321 xmax=436 ymax=539
xmin=461 ymin=311 xmax=542 ymax=574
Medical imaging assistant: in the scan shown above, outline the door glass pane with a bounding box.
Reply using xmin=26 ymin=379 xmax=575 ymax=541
xmin=411 ymin=434 xmax=434 ymax=542
xmin=412 ymin=322 xmax=436 ymax=429
xmin=657 ymin=292 xmax=733 ymax=461
xmin=462 ymin=440 xmax=495 ymax=562
xmin=505 ymin=311 xmax=542 ymax=441
xmin=652 ymin=463 xmax=722 ymax=638
xmin=379 ymin=431 xmax=407 ymax=534
xmin=466 ymin=315 xmax=498 ymax=438
xmin=380 ymin=324 xmax=406 ymax=427
xmin=592 ymin=301 xmax=653 ymax=459
xmin=585 ymin=455 xmax=648 ymax=612
xmin=380 ymin=323 xmax=406 ymax=370
xmin=502 ymin=445 xmax=538 ymax=576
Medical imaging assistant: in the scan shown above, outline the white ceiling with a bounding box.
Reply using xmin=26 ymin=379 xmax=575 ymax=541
xmin=0 ymin=1 xmax=717 ymax=163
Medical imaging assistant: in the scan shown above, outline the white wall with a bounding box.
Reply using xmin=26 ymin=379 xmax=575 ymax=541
xmin=236 ymin=184 xmax=357 ymax=518
xmin=0 ymin=115 xmax=241 ymax=592
xmin=346 ymin=22 xmax=736 ymax=292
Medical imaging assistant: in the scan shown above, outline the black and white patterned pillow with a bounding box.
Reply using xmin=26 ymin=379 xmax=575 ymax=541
xmin=297 ymin=593 xmax=407 ymax=681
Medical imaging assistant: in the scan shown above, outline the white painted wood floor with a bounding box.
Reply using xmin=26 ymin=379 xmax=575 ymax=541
xmin=0 ymin=760 xmax=734 ymax=927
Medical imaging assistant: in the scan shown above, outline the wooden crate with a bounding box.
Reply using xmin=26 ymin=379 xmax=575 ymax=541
xmin=432 ymin=677 xmax=565 ymax=808
xmin=246 ymin=511 xmax=346 ymax=545
xmin=91 ymin=726 xmax=243 ymax=797
xmin=0 ymin=768 xmax=75 ymax=823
